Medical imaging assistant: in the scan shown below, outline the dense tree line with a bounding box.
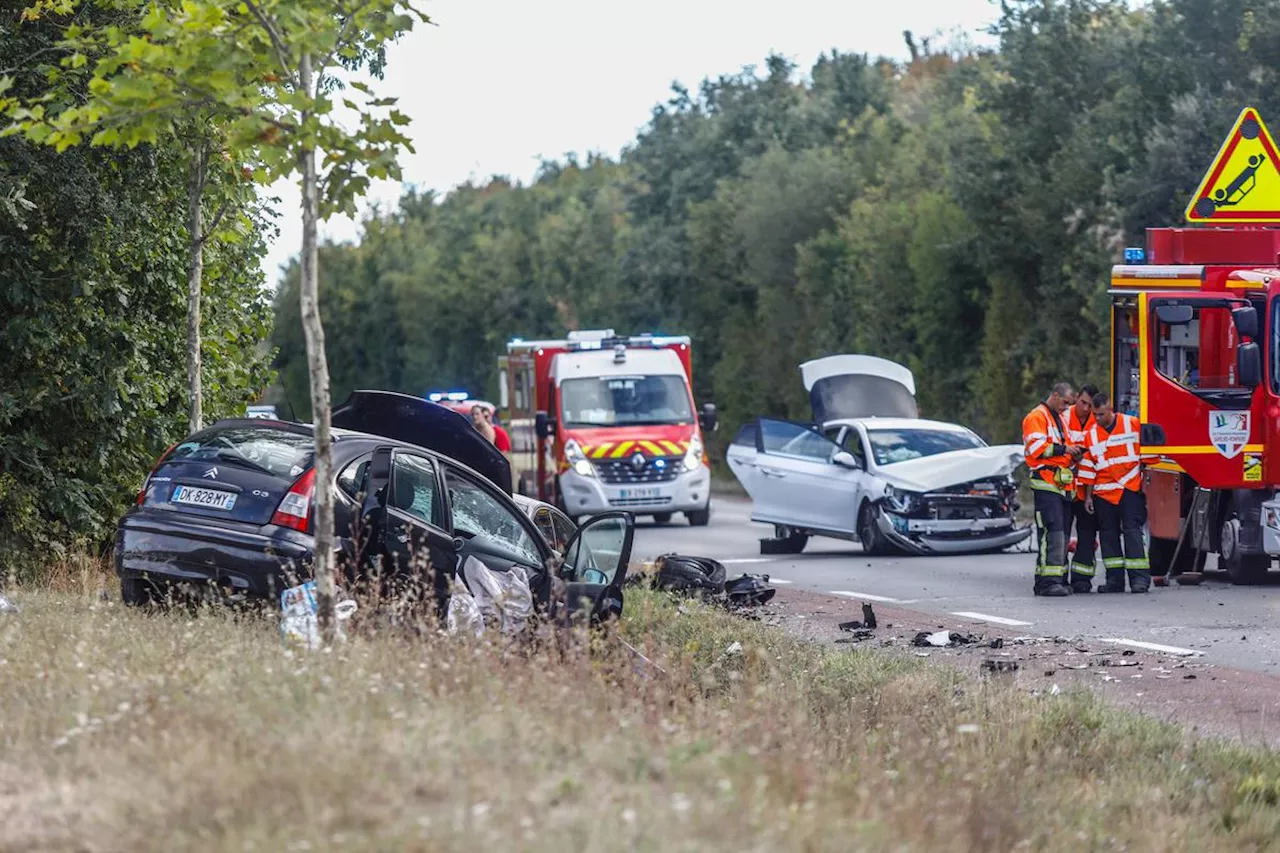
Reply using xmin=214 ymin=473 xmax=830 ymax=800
xmin=271 ymin=0 xmax=1280 ymax=451
xmin=0 ymin=8 xmax=273 ymax=573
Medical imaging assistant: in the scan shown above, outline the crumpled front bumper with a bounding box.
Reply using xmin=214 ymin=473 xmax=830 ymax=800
xmin=876 ymin=506 xmax=1032 ymax=555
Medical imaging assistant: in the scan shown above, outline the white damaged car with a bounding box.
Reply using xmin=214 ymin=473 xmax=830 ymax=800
xmin=726 ymin=355 xmax=1032 ymax=556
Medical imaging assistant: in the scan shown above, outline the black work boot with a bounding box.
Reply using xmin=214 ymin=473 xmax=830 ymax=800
xmin=1128 ymin=569 xmax=1151 ymax=594
xmin=1096 ymin=569 xmax=1127 ymax=593
xmin=1033 ymin=576 xmax=1071 ymax=597
xmin=1070 ymin=573 xmax=1093 ymax=594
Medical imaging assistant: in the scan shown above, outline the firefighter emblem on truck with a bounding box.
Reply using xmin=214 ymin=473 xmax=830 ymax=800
xmin=1209 ymin=410 xmax=1250 ymax=459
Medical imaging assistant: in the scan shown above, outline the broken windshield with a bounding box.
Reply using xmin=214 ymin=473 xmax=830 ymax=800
xmin=866 ymin=428 xmax=984 ymax=466
xmin=559 ymin=375 xmax=693 ymax=427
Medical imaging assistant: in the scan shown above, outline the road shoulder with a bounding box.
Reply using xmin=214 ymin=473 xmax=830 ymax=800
xmin=760 ymin=586 xmax=1280 ymax=747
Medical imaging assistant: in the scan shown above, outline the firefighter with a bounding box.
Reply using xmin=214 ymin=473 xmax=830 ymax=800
xmin=1079 ymin=392 xmax=1149 ymax=594
xmin=1022 ymin=382 xmax=1084 ymax=597
xmin=1065 ymin=383 xmax=1099 ymax=593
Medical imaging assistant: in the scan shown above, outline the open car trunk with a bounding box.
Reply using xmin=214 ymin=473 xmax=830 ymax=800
xmin=332 ymin=390 xmax=514 ymax=493
xmin=800 ymin=355 xmax=918 ymax=423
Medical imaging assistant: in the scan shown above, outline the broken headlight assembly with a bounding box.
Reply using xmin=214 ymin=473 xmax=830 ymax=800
xmin=884 ymin=486 xmax=922 ymax=514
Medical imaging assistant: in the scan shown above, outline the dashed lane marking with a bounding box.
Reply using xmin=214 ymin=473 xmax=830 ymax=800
xmin=831 ymin=590 xmax=903 ymax=603
xmin=768 ymin=578 xmax=793 ymax=585
xmin=950 ymin=611 xmax=1033 ymax=627
xmin=1099 ymin=638 xmax=1203 ymax=657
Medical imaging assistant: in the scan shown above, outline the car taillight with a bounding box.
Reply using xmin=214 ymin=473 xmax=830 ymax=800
xmin=136 ymin=442 xmax=178 ymax=505
xmin=271 ymin=467 xmax=316 ymax=532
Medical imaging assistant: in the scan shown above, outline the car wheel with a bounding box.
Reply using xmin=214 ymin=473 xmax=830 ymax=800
xmin=120 ymin=576 xmax=157 ymax=607
xmin=1221 ymin=515 xmax=1270 ymax=585
xmin=858 ymin=503 xmax=892 ymax=557
xmin=686 ymin=505 xmax=711 ymax=527
xmin=653 ymin=513 xmax=673 ymax=525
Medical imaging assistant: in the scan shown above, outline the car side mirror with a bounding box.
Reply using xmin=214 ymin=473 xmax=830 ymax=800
xmin=1234 ymin=305 xmax=1260 ymax=340
xmin=832 ymin=450 xmax=860 ymax=469
xmin=699 ymin=403 xmax=718 ymax=432
xmin=1139 ymin=423 xmax=1166 ymax=446
xmin=1238 ymin=341 xmax=1262 ymax=387
xmin=535 ymin=412 xmax=555 ymax=438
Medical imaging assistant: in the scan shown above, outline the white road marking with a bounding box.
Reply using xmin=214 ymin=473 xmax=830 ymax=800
xmin=1099 ymin=638 xmax=1203 ymax=657
xmin=831 ymin=590 xmax=902 ymax=603
xmin=767 ymin=578 xmax=793 ymax=585
xmin=720 ymin=558 xmax=774 ymax=564
xmin=950 ymin=611 xmax=1033 ymax=627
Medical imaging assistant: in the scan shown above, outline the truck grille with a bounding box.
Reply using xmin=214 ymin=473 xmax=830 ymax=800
xmin=595 ymin=457 xmax=681 ymax=484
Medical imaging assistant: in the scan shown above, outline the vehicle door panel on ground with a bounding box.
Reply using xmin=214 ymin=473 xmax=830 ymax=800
xmin=754 ymin=418 xmax=860 ymax=533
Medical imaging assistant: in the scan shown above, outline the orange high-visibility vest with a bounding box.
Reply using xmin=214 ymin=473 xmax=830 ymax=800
xmin=1078 ymin=413 xmax=1142 ymax=505
xmin=1065 ymin=406 xmax=1094 ymax=501
xmin=1022 ymin=402 xmax=1075 ymax=495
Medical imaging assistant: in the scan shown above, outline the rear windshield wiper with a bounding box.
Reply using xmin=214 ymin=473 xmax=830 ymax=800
xmin=213 ymin=450 xmax=278 ymax=477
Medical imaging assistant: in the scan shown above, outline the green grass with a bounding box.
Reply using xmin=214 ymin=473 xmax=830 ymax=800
xmin=1 ymin=582 xmax=1279 ymax=851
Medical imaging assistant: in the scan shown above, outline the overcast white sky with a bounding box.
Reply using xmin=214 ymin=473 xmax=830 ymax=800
xmin=261 ymin=0 xmax=1001 ymax=285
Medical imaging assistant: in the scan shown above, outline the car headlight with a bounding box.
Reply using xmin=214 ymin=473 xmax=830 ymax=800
xmin=884 ymin=486 xmax=921 ymax=514
xmin=681 ymin=435 xmax=705 ymax=472
xmin=564 ymin=439 xmax=596 ymax=478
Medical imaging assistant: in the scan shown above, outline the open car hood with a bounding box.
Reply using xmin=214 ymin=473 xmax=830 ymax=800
xmin=800 ymin=355 xmax=918 ymax=423
xmin=331 ymin=390 xmax=513 ymax=492
xmin=874 ymin=444 xmax=1025 ymax=493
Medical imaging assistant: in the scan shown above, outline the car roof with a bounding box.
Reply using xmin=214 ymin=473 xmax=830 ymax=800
xmin=825 ymin=417 xmax=976 ymax=433
xmin=201 ymin=418 xmax=508 ymax=491
xmin=511 ymin=493 xmax=567 ymax=519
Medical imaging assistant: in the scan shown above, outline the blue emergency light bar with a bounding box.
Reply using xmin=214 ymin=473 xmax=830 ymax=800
xmin=1124 ymin=247 xmax=1146 ymax=264
xmin=426 ymin=390 xmax=470 ymax=402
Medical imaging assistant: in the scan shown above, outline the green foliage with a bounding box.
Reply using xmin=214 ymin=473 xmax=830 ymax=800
xmin=269 ymin=1 xmax=1280 ymax=447
xmin=0 ymin=8 xmax=272 ymax=575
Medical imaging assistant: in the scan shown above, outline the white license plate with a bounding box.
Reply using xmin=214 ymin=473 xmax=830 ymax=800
xmin=172 ymin=485 xmax=238 ymax=511
xmin=618 ymin=487 xmax=662 ymax=499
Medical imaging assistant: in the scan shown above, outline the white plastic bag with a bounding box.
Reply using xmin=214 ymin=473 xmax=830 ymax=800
xmin=279 ymin=580 xmax=357 ymax=649
xmin=455 ymin=556 xmax=534 ymax=637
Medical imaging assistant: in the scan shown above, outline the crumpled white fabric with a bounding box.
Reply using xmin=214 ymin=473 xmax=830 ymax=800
xmin=448 ymin=555 xmax=533 ymax=637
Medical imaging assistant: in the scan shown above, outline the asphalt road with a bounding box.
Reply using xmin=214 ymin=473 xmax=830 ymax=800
xmin=634 ymin=495 xmax=1280 ymax=674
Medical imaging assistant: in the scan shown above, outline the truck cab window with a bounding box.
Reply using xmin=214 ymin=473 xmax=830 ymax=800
xmin=1154 ymin=304 xmax=1245 ymax=390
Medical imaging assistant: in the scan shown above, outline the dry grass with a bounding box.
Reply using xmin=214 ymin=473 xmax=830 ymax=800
xmin=2 ymin=583 xmax=1280 ymax=852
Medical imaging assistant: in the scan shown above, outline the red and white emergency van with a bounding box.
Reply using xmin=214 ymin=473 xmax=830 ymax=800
xmin=498 ymin=330 xmax=718 ymax=525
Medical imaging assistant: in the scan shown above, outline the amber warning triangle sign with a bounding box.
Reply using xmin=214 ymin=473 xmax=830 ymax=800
xmin=1186 ymin=107 xmax=1280 ymax=223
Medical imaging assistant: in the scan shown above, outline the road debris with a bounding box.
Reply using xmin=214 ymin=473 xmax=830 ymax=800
xmin=838 ymin=602 xmax=878 ymax=632
xmin=914 ymin=630 xmax=980 ymax=648
xmin=0 ymin=592 xmax=18 ymax=614
xmin=981 ymin=659 xmax=1019 ymax=674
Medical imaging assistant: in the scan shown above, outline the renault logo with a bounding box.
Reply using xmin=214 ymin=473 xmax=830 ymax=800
xmin=203 ymin=467 xmax=219 ymax=479
xmin=629 ymin=452 xmax=647 ymax=471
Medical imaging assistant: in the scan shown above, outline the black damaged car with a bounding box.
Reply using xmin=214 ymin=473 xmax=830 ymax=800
xmin=115 ymin=390 xmax=634 ymax=620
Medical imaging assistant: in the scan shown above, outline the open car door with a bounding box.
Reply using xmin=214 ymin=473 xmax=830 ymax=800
xmin=559 ymin=511 xmax=635 ymax=625
xmin=746 ymin=418 xmax=863 ymax=534
xmin=800 ymin=355 xmax=919 ymax=423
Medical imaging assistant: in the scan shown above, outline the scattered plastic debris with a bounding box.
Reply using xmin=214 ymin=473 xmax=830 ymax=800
xmin=0 ymin=593 xmax=18 ymax=614
xmin=914 ymin=630 xmax=979 ymax=648
xmin=838 ymin=602 xmax=878 ymax=632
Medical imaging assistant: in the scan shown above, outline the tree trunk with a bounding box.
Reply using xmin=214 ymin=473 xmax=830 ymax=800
xmin=186 ymin=143 xmax=208 ymax=435
xmin=298 ymin=52 xmax=337 ymax=643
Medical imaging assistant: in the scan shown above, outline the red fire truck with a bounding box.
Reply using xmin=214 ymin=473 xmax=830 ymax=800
xmin=498 ymin=330 xmax=718 ymax=525
xmin=1112 ymin=106 xmax=1280 ymax=583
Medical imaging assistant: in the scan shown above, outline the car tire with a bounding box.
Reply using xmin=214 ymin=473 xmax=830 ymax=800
xmin=1221 ymin=515 xmax=1270 ymax=585
xmin=653 ymin=513 xmax=674 ymax=525
xmin=858 ymin=503 xmax=892 ymax=557
xmin=686 ymin=505 xmax=711 ymax=527
xmin=120 ymin=576 xmax=156 ymax=607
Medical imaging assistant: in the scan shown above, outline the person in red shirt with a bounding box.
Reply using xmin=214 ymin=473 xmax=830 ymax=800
xmin=471 ymin=404 xmax=511 ymax=457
